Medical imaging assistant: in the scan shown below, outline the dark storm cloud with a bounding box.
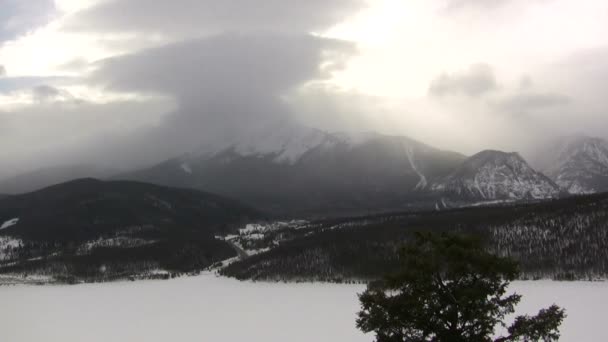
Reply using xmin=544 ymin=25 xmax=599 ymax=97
xmin=429 ymin=64 xmax=497 ymax=97
xmin=68 ymin=0 xmax=364 ymax=35
xmin=68 ymin=0 xmax=362 ymax=158
xmin=57 ymin=33 xmax=356 ymax=167
xmin=0 ymin=0 xmax=56 ymax=43
xmin=93 ymin=34 xmax=351 ymax=100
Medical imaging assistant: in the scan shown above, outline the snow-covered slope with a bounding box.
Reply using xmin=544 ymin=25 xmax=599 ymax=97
xmin=435 ymin=150 xmax=561 ymax=201
xmin=0 ymin=218 xmax=19 ymax=230
xmin=231 ymin=123 xmax=333 ymax=164
xmin=534 ymin=135 xmax=608 ymax=194
xmin=188 ymin=123 xmax=388 ymax=166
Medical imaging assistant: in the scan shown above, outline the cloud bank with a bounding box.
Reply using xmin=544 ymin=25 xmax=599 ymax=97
xmin=1 ymin=0 xmax=608 ymax=179
xmin=0 ymin=0 xmax=362 ymax=177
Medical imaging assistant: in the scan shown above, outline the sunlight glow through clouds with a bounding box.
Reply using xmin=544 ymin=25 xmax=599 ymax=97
xmin=0 ymin=0 xmax=163 ymax=105
xmin=324 ymin=0 xmax=608 ymax=98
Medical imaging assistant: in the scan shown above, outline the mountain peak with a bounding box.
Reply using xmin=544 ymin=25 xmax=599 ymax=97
xmin=536 ymin=135 xmax=608 ymax=194
xmin=187 ymin=123 xmax=432 ymax=166
xmin=435 ymin=149 xmax=560 ymax=201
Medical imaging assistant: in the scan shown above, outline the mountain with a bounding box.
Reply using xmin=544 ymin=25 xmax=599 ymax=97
xmin=0 ymin=164 xmax=118 ymax=195
xmin=433 ymin=150 xmax=562 ymax=202
xmin=115 ymin=123 xmax=467 ymax=216
xmin=0 ymin=179 xmax=262 ymax=282
xmin=533 ymin=135 xmax=608 ymax=194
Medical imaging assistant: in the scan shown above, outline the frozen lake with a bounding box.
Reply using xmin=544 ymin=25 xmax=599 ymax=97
xmin=0 ymin=274 xmax=606 ymax=341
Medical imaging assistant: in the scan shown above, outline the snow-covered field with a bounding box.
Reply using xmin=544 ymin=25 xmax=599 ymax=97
xmin=0 ymin=275 xmax=605 ymax=342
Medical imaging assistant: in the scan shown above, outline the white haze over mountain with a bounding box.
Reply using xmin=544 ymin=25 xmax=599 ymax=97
xmin=1 ymin=0 xmax=608 ymax=179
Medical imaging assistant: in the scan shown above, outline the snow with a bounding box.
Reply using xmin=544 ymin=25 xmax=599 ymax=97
xmin=239 ymin=223 xmax=266 ymax=234
xmin=76 ymin=237 xmax=158 ymax=255
xmin=246 ymin=233 xmax=265 ymax=240
xmin=0 ymin=274 xmax=367 ymax=342
xmin=180 ymin=163 xmax=193 ymax=174
xmin=0 ymin=276 xmax=605 ymax=342
xmin=0 ymin=236 xmax=23 ymax=261
xmin=196 ymin=123 xmax=396 ymax=166
xmin=0 ymin=274 xmax=53 ymax=285
xmin=332 ymin=131 xmax=379 ymax=147
xmin=404 ymin=144 xmax=428 ymax=190
xmin=566 ymin=181 xmax=595 ymax=195
xmin=541 ymin=135 xmax=608 ymax=195
xmin=500 ymin=281 xmax=608 ymax=341
xmin=0 ymin=236 xmax=22 ymax=249
xmin=233 ymin=124 xmax=329 ymax=165
xmin=441 ymin=152 xmax=561 ymax=200
xmin=238 ymin=221 xmax=309 ymax=234
xmin=0 ymin=218 xmax=19 ymax=230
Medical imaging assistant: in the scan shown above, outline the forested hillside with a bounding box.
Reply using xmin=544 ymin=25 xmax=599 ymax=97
xmin=221 ymin=193 xmax=608 ymax=282
xmin=0 ymin=179 xmax=262 ymax=283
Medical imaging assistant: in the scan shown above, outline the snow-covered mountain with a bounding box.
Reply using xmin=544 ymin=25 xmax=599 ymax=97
xmin=115 ymin=123 xmax=570 ymax=215
xmin=533 ymin=135 xmax=608 ymax=194
xmin=116 ymin=123 xmax=466 ymax=215
xmin=434 ymin=150 xmax=562 ymax=202
xmin=1 ymin=122 xmax=570 ymax=215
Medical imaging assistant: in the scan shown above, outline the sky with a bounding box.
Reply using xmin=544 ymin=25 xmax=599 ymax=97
xmin=1 ymin=0 xmax=608 ymax=177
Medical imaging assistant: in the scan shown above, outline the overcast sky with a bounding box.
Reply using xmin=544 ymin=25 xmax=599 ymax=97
xmin=1 ymin=0 xmax=608 ymax=177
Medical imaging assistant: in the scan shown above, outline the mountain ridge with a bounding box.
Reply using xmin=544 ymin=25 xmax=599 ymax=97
xmin=4 ymin=125 xmax=603 ymax=217
xmin=433 ymin=150 xmax=562 ymax=202
xmin=116 ymin=124 xmax=573 ymax=215
xmin=533 ymin=135 xmax=608 ymax=194
xmin=114 ymin=124 xmax=468 ymax=215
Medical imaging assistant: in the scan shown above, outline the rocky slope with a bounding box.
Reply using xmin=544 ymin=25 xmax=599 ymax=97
xmin=434 ymin=150 xmax=562 ymax=202
xmin=533 ymin=135 xmax=608 ymax=194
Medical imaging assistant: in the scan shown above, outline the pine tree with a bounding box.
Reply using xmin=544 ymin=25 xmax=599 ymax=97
xmin=357 ymin=232 xmax=566 ymax=342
